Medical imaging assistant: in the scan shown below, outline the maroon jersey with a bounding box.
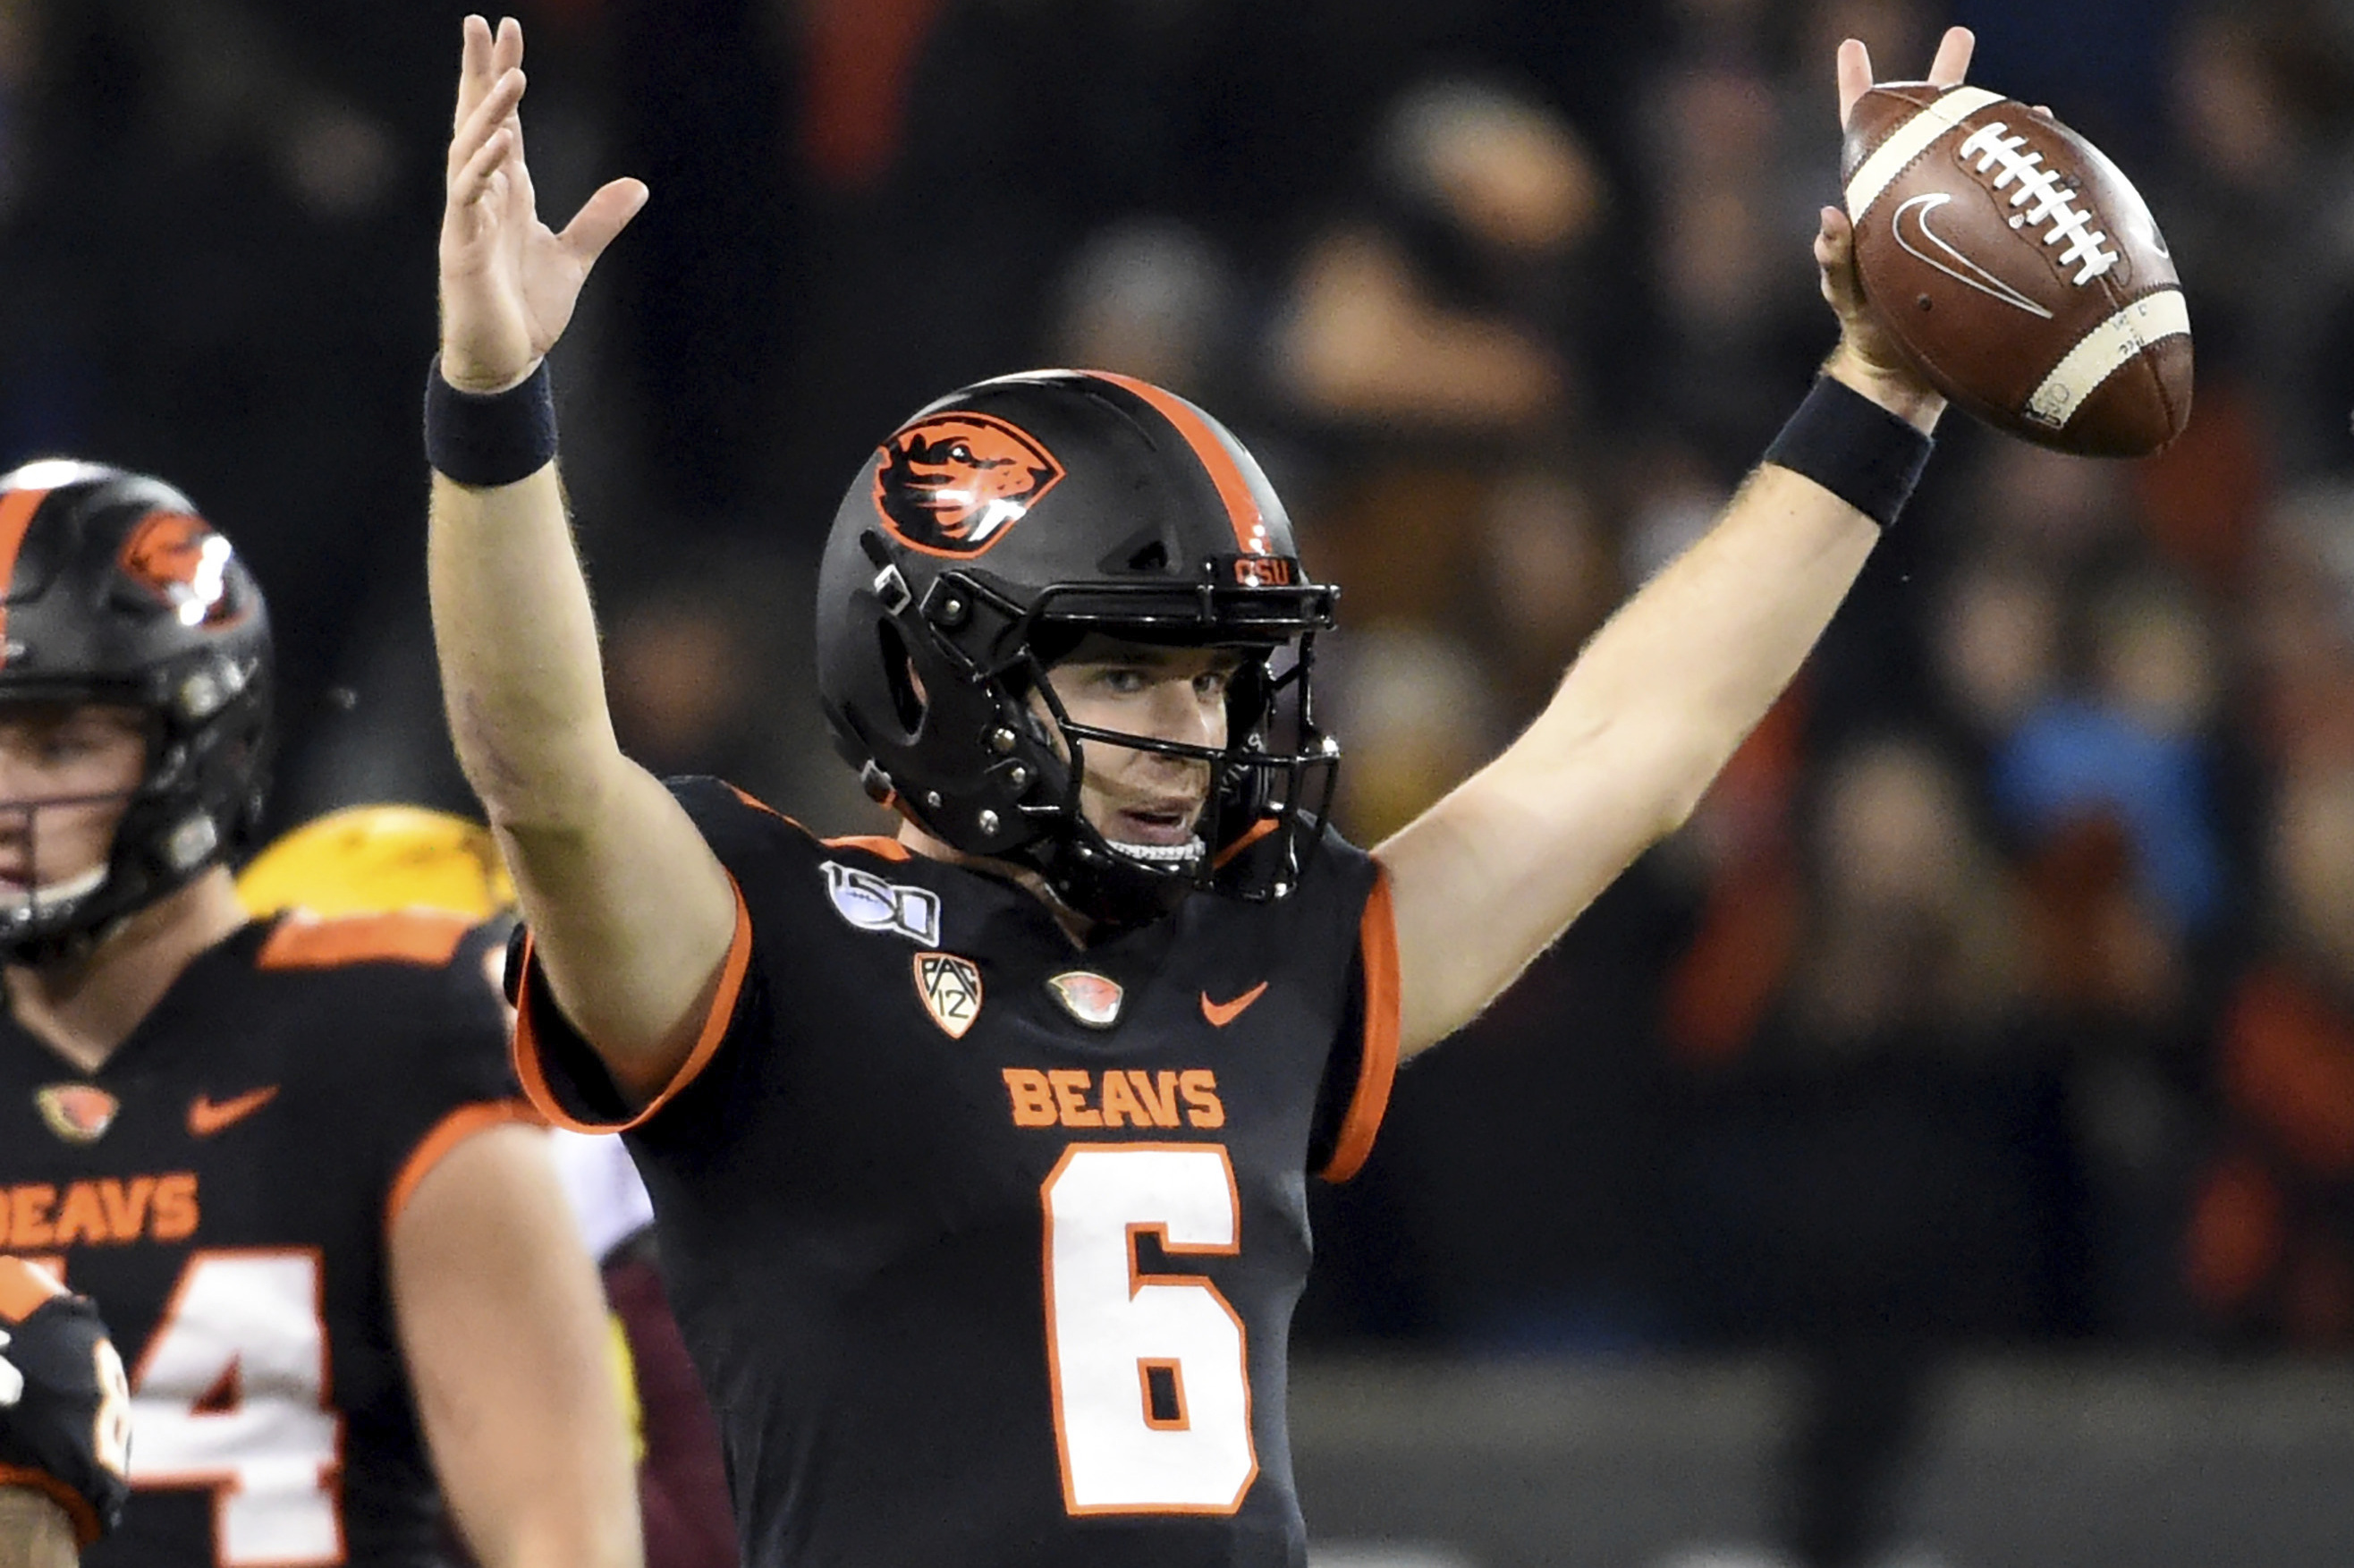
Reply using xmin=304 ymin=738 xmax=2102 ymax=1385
xmin=515 ymin=778 xmax=1400 ymax=1567
xmin=0 ymin=912 xmax=528 ymax=1567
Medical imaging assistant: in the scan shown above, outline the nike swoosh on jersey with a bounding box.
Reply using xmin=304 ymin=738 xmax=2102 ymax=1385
xmin=188 ymin=1086 xmax=280 ymax=1138
xmin=1199 ymin=982 xmax=1268 ymax=1028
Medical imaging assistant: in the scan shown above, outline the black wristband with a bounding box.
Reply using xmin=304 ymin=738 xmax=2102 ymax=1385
xmin=425 ymin=356 xmax=557 ymax=487
xmin=1762 ymin=374 xmax=1934 ymax=530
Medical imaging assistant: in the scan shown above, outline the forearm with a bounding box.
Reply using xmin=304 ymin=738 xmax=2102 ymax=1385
xmin=1378 ymin=349 xmax=1940 ymax=1052
xmin=428 ymin=460 xmax=734 ymax=1076
xmin=1528 ymin=470 xmax=1876 ymax=830
xmin=428 ymin=465 xmax=622 ymax=831
xmin=0 ymin=1487 xmax=77 ymax=1568
xmin=1513 ymin=343 xmax=1938 ymax=835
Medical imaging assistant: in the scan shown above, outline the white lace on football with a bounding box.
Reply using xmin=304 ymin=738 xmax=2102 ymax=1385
xmin=1958 ymin=123 xmax=2121 ymax=286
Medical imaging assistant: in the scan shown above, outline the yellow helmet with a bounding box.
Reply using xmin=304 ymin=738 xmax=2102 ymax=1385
xmin=236 ymin=805 xmax=515 ymax=921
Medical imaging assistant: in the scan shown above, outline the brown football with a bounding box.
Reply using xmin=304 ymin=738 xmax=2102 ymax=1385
xmin=1842 ymin=83 xmax=2191 ymax=457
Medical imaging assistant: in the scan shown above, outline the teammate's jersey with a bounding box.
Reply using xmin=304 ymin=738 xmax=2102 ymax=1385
xmin=0 ymin=912 xmax=529 ymax=1568
xmin=516 ymin=778 xmax=1401 ymax=1568
xmin=0 ymin=1255 xmax=131 ymax=1547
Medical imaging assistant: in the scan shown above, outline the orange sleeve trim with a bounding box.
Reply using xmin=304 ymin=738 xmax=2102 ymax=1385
xmin=0 ymin=1462 xmax=103 ymax=1549
xmin=819 ymin=833 xmax=910 ymax=861
xmin=1321 ymin=868 xmax=1400 ymax=1183
xmin=258 ymin=910 xmax=471 ymax=970
xmin=512 ymin=875 xmax=754 ymax=1134
xmin=384 ymin=1099 xmax=545 ymax=1236
xmin=723 ymin=782 xmax=795 ymax=823
xmin=0 ymin=1255 xmax=67 ymax=1323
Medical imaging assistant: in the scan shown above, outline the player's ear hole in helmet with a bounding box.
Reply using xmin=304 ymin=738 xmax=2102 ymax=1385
xmin=816 ymin=371 xmax=1341 ymax=928
xmin=0 ymin=461 xmax=272 ymax=962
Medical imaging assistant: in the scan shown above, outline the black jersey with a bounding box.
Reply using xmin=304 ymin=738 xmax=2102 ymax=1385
xmin=515 ymin=778 xmax=1400 ymax=1568
xmin=0 ymin=1254 xmax=132 ymax=1547
xmin=0 ymin=911 xmax=528 ymax=1568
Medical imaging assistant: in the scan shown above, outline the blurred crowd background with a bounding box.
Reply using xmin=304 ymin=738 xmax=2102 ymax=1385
xmin=8 ymin=0 xmax=2354 ymax=1558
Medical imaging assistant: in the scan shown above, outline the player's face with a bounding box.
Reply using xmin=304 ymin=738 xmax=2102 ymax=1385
xmin=1039 ymin=636 xmax=1240 ymax=848
xmin=0 ymin=704 xmax=148 ymax=894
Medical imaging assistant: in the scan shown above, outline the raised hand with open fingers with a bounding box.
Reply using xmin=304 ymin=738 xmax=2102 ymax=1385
xmin=439 ymin=14 xmax=648 ymax=394
xmin=1814 ymin=25 xmax=1974 ymax=411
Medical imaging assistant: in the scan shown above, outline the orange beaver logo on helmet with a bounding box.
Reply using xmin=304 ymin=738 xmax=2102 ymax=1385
xmin=119 ymin=511 xmax=242 ymax=627
xmin=871 ymin=413 xmax=1065 ymax=557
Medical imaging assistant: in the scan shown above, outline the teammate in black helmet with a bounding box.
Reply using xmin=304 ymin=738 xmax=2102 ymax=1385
xmin=430 ymin=15 xmax=1976 ymax=1566
xmin=0 ymin=462 xmax=641 ymax=1566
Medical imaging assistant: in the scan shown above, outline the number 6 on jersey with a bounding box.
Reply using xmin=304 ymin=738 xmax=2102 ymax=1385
xmin=1043 ymin=1144 xmax=1257 ymax=1512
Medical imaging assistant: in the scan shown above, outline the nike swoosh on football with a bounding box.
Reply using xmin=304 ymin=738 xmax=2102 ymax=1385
xmin=189 ymin=1086 xmax=280 ymax=1138
xmin=1892 ymin=192 xmax=2054 ymax=319
xmin=1200 ymin=982 xmax=1268 ymax=1028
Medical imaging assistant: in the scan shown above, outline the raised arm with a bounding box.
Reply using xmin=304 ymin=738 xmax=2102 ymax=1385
xmin=430 ymin=14 xmax=735 ymax=1095
xmin=1375 ymin=29 xmax=1974 ymax=1057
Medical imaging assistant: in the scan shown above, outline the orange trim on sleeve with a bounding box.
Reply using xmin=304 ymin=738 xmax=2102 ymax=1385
xmin=1321 ymin=868 xmax=1400 ymax=1183
xmin=512 ymin=876 xmax=755 ymax=1133
xmin=258 ymin=910 xmax=471 ymax=970
xmin=723 ymin=783 xmax=793 ymax=822
xmin=0 ymin=1255 xmax=66 ymax=1323
xmin=0 ymin=1462 xmax=102 ymax=1548
xmin=384 ymin=1100 xmax=544 ymax=1236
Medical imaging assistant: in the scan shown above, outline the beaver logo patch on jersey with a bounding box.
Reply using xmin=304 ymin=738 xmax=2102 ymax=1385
xmin=870 ymin=412 xmax=1064 ymax=557
xmin=1046 ymin=970 xmax=1123 ymax=1030
xmin=914 ymin=953 xmax=983 ymax=1038
xmin=119 ymin=511 xmax=241 ymax=627
xmin=822 ymin=860 xmax=942 ymax=945
xmin=36 ymin=1084 xmax=120 ymax=1144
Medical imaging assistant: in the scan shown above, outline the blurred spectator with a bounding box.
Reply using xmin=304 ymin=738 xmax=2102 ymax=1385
xmin=1668 ymin=734 xmax=2070 ymax=1568
xmin=603 ymin=545 xmax=886 ymax=834
xmin=1269 ymin=76 xmax=1598 ymax=438
xmin=2161 ymin=0 xmax=2354 ymax=472
xmin=2188 ymin=768 xmax=2354 ymax=1345
xmin=1046 ymin=217 xmax=1242 ymax=405
xmin=1991 ymin=569 xmax=2229 ymax=937
xmin=1321 ymin=625 xmax=1503 ymax=847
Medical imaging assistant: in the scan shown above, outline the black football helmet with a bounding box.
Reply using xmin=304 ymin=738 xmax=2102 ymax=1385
xmin=817 ymin=370 xmax=1340 ymax=926
xmin=0 ymin=461 xmax=272 ymax=959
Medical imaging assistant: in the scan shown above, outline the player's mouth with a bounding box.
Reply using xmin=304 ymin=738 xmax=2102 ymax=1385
xmin=1108 ymin=798 xmax=1205 ymax=853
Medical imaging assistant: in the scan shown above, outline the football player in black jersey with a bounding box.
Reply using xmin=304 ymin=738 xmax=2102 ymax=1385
xmin=428 ymin=15 xmax=1975 ymax=1566
xmin=0 ymin=464 xmax=641 ymax=1566
xmin=0 ymin=1255 xmax=129 ymax=1568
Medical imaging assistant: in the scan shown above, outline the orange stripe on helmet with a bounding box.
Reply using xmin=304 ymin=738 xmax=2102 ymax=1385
xmin=0 ymin=487 xmax=48 ymax=664
xmin=1083 ymin=372 xmax=1270 ymax=556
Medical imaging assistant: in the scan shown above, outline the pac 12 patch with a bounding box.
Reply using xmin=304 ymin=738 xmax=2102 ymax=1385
xmin=914 ymin=953 xmax=984 ymax=1038
xmin=1046 ymin=970 xmax=1124 ymax=1030
xmin=822 ymin=860 xmax=943 ymax=945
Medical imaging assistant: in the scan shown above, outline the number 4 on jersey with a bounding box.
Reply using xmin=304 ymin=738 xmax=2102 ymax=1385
xmin=1043 ymin=1144 xmax=1258 ymax=1513
xmin=130 ymin=1250 xmax=342 ymax=1564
